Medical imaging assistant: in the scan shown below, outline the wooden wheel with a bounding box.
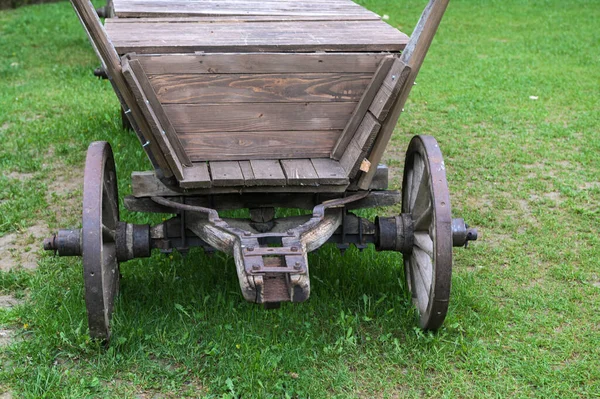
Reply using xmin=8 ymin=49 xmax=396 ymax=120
xmin=82 ymin=141 xmax=120 ymax=340
xmin=401 ymin=135 xmax=452 ymax=330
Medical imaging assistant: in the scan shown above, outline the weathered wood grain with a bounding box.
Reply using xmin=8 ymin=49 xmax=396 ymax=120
xmin=281 ymin=159 xmax=319 ymax=186
xmin=165 ymin=103 xmax=355 ymax=134
xmin=148 ymin=73 xmax=371 ymax=104
xmin=368 ymin=59 xmax=411 ymax=120
xmin=122 ymin=59 xmax=185 ymax=180
xmin=105 ymin=20 xmax=408 ymax=53
xmin=131 ymin=171 xmax=349 ymax=196
xmin=108 ymin=15 xmax=381 ymax=23
xmin=249 ymin=160 xmax=287 ymax=185
xmin=331 ymin=57 xmax=394 ymax=159
xmin=310 ymin=158 xmax=348 ymax=185
xmin=209 ymin=161 xmax=244 ymax=186
xmin=126 ymin=58 xmax=192 ymax=166
xmin=339 ymin=112 xmax=380 ymax=178
xmin=132 ymin=53 xmax=389 ymax=75
xmin=180 ymin=163 xmax=211 ymax=188
xmin=238 ymin=161 xmax=257 ymax=186
xmin=178 ymin=130 xmax=339 ymax=162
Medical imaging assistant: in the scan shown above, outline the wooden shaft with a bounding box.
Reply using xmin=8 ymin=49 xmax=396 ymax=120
xmin=357 ymin=0 xmax=450 ymax=189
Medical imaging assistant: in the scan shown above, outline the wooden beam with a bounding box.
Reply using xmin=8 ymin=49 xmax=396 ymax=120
xmin=358 ymin=0 xmax=450 ymax=189
xmin=331 ymin=56 xmax=394 ymax=159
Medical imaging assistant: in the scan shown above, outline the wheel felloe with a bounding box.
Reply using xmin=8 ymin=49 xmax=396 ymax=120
xmin=82 ymin=141 xmax=120 ymax=340
xmin=402 ymin=135 xmax=453 ymax=330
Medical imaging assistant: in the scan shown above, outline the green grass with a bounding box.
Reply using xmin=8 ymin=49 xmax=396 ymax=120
xmin=1 ymin=0 xmax=599 ymax=397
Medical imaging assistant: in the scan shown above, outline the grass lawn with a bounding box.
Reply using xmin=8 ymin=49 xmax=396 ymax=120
xmin=1 ymin=0 xmax=599 ymax=397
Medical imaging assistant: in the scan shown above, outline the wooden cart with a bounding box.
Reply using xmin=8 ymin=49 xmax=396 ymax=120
xmin=44 ymin=0 xmax=477 ymax=340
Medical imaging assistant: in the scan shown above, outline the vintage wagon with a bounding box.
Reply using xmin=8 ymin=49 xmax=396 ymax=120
xmin=44 ymin=0 xmax=477 ymax=340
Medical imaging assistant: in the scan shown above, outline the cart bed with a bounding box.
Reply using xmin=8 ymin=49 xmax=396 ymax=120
xmin=75 ymin=0 xmax=417 ymax=191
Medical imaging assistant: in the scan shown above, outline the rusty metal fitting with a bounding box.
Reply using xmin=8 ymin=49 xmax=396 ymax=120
xmin=43 ymin=229 xmax=82 ymax=257
xmin=451 ymin=218 xmax=478 ymax=247
xmin=115 ymin=222 xmax=151 ymax=262
xmin=375 ymin=214 xmax=414 ymax=254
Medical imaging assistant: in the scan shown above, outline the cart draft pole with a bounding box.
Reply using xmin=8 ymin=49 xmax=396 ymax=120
xmin=69 ymin=0 xmax=171 ymax=178
xmin=357 ymin=0 xmax=450 ymax=189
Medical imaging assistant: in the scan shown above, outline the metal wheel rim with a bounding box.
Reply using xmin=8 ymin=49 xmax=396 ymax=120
xmin=82 ymin=141 xmax=120 ymax=340
xmin=401 ymin=135 xmax=452 ymax=330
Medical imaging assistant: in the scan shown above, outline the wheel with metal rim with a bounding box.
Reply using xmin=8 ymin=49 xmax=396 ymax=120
xmin=82 ymin=141 xmax=120 ymax=340
xmin=401 ymin=135 xmax=452 ymax=330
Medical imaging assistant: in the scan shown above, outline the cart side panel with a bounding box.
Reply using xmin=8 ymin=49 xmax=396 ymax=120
xmin=132 ymin=53 xmax=390 ymax=162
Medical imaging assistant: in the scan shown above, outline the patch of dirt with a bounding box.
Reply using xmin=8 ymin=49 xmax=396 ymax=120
xmin=0 ymin=224 xmax=49 ymax=271
xmin=0 ymin=389 xmax=13 ymax=399
xmin=0 ymin=295 xmax=23 ymax=309
xmin=593 ymin=282 xmax=600 ymax=289
xmin=5 ymin=172 xmax=35 ymax=181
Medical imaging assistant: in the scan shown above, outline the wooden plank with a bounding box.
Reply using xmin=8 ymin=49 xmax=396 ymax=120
xmin=104 ymin=20 xmax=409 ymax=54
xmin=133 ymin=53 xmax=388 ymax=75
xmin=310 ymin=158 xmax=348 ymax=185
xmin=209 ymin=161 xmax=245 ymax=186
xmin=178 ymin=130 xmax=339 ymax=162
xmin=358 ymin=0 xmax=450 ymax=190
xmin=249 ymin=160 xmax=287 ymax=186
xmin=238 ymin=161 xmax=257 ymax=186
xmin=339 ymin=112 xmax=380 ymax=178
xmin=127 ymin=58 xmax=192 ymax=166
xmin=331 ymin=57 xmax=394 ymax=159
xmin=122 ymin=60 xmax=185 ymax=180
xmin=281 ymin=159 xmax=319 ymax=186
xmin=108 ymin=15 xmax=381 ymax=23
xmin=368 ymin=60 xmax=411 ymax=120
xmin=165 ymin=103 xmax=354 ymax=134
xmin=68 ymin=0 xmax=171 ymax=176
xmin=179 ymin=163 xmax=211 ymax=189
xmin=131 ymin=171 xmax=348 ymax=197
xmin=148 ymin=73 xmax=371 ymax=104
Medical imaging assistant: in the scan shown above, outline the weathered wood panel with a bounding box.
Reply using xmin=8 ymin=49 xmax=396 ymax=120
xmin=132 ymin=53 xmax=389 ymax=75
xmin=331 ymin=57 xmax=394 ymax=159
xmin=249 ymin=160 xmax=287 ymax=185
xmin=209 ymin=161 xmax=244 ymax=186
xmin=310 ymin=158 xmax=348 ymax=185
xmin=148 ymin=73 xmax=371 ymax=104
xmin=180 ymin=163 xmax=211 ymax=188
xmin=178 ymin=130 xmax=340 ymax=161
xmin=339 ymin=112 xmax=380 ymax=177
xmin=105 ymin=20 xmax=408 ymax=53
xmin=281 ymin=159 xmax=319 ymax=185
xmin=165 ymin=103 xmax=355 ymax=133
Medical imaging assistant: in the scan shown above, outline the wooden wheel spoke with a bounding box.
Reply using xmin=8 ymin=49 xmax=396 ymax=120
xmin=413 ymin=200 xmax=432 ymax=231
xmin=408 ymin=154 xmax=425 ymax=212
xmin=413 ymin=232 xmax=433 ymax=257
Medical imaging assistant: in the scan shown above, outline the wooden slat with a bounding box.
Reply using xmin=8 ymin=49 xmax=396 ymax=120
xmin=127 ymin=58 xmax=192 ymax=166
xmin=339 ymin=112 xmax=380 ymax=178
xmin=112 ymin=0 xmax=379 ymax=18
xmin=180 ymin=163 xmax=211 ymax=189
xmin=165 ymin=103 xmax=354 ymax=134
xmin=209 ymin=161 xmax=244 ymax=186
xmin=178 ymin=130 xmax=339 ymax=162
xmin=132 ymin=53 xmax=389 ymax=75
xmin=108 ymin=15 xmax=381 ymax=23
xmin=104 ymin=20 xmax=409 ymax=53
xmin=310 ymin=158 xmax=348 ymax=185
xmin=331 ymin=57 xmax=394 ymax=159
xmin=358 ymin=0 xmax=450 ymax=190
xmin=122 ymin=60 xmax=185 ymax=180
xmin=148 ymin=73 xmax=371 ymax=104
xmin=249 ymin=160 xmax=287 ymax=185
xmin=368 ymin=60 xmax=411 ymax=120
xmin=131 ymin=171 xmax=348 ymax=196
xmin=281 ymin=159 xmax=319 ymax=186
xmin=239 ymin=161 xmax=257 ymax=186
xmin=68 ymin=0 xmax=171 ymax=176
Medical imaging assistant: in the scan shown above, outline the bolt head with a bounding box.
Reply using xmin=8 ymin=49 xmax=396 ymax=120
xmin=252 ymin=264 xmax=260 ymax=270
